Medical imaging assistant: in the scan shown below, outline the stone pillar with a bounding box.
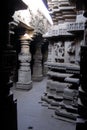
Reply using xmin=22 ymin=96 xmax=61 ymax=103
xmin=42 ymin=41 xmax=48 ymax=76
xmin=42 ymin=49 xmax=48 ymax=76
xmin=76 ymin=21 xmax=87 ymax=129
xmin=32 ymin=43 xmax=43 ymax=81
xmin=16 ymin=39 xmax=32 ymax=90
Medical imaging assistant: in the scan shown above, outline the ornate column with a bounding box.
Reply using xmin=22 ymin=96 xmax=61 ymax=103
xmin=32 ymin=43 xmax=43 ymax=81
xmin=16 ymin=39 xmax=32 ymax=90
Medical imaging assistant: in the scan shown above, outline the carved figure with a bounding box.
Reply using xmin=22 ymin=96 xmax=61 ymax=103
xmin=67 ymin=41 xmax=75 ymax=55
xmin=54 ymin=42 xmax=64 ymax=62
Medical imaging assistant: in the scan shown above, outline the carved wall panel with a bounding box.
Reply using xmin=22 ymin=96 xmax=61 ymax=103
xmin=65 ymin=39 xmax=82 ymax=64
xmin=54 ymin=41 xmax=64 ymax=63
xmin=47 ymin=39 xmax=81 ymax=65
xmin=75 ymin=40 xmax=83 ymax=65
xmin=65 ymin=41 xmax=76 ymax=63
xmin=47 ymin=43 xmax=55 ymax=62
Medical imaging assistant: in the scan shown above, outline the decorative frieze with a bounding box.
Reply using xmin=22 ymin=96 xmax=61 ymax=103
xmin=46 ymin=26 xmax=72 ymax=37
xmin=67 ymin=22 xmax=85 ymax=32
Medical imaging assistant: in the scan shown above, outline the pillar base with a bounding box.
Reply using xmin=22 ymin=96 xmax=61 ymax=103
xmin=32 ymin=75 xmax=43 ymax=81
xmin=16 ymin=81 xmax=32 ymax=90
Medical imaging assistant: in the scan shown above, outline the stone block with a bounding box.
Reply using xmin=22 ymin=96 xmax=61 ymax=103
xmin=16 ymin=81 xmax=32 ymax=90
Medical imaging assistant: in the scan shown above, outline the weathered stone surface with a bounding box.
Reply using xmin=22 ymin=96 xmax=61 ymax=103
xmin=16 ymin=40 xmax=32 ymax=90
xmin=64 ymin=77 xmax=80 ymax=85
xmin=55 ymin=108 xmax=78 ymax=120
xmin=32 ymin=43 xmax=43 ymax=81
xmin=16 ymin=81 xmax=32 ymax=90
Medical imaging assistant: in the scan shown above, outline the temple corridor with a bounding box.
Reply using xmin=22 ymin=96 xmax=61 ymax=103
xmin=11 ymin=77 xmax=76 ymax=130
xmin=1 ymin=0 xmax=87 ymax=130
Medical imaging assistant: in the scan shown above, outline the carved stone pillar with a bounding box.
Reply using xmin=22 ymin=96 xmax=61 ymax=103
xmin=32 ymin=43 xmax=43 ymax=81
xmin=16 ymin=39 xmax=32 ymax=90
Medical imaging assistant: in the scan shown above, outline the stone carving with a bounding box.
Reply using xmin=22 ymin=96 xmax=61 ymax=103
xmin=47 ymin=44 xmax=55 ymax=62
xmin=29 ymin=10 xmax=49 ymax=34
xmin=67 ymin=41 xmax=75 ymax=55
xmin=67 ymin=22 xmax=85 ymax=31
xmin=41 ymin=61 xmax=80 ymax=121
xmin=75 ymin=42 xmax=81 ymax=65
xmin=66 ymin=41 xmax=76 ymax=63
xmin=54 ymin=41 xmax=64 ymax=62
xmin=19 ymin=53 xmax=30 ymax=63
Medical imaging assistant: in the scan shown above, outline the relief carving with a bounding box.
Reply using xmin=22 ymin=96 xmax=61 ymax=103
xmin=54 ymin=41 xmax=64 ymax=62
xmin=67 ymin=41 xmax=75 ymax=55
xmin=19 ymin=53 xmax=30 ymax=63
xmin=67 ymin=41 xmax=76 ymax=63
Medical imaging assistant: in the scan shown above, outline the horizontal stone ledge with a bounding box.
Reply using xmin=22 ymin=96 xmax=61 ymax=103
xmin=16 ymin=81 xmax=32 ymax=90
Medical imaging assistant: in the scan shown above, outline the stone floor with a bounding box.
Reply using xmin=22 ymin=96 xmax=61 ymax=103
xmin=11 ymin=77 xmax=76 ymax=130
